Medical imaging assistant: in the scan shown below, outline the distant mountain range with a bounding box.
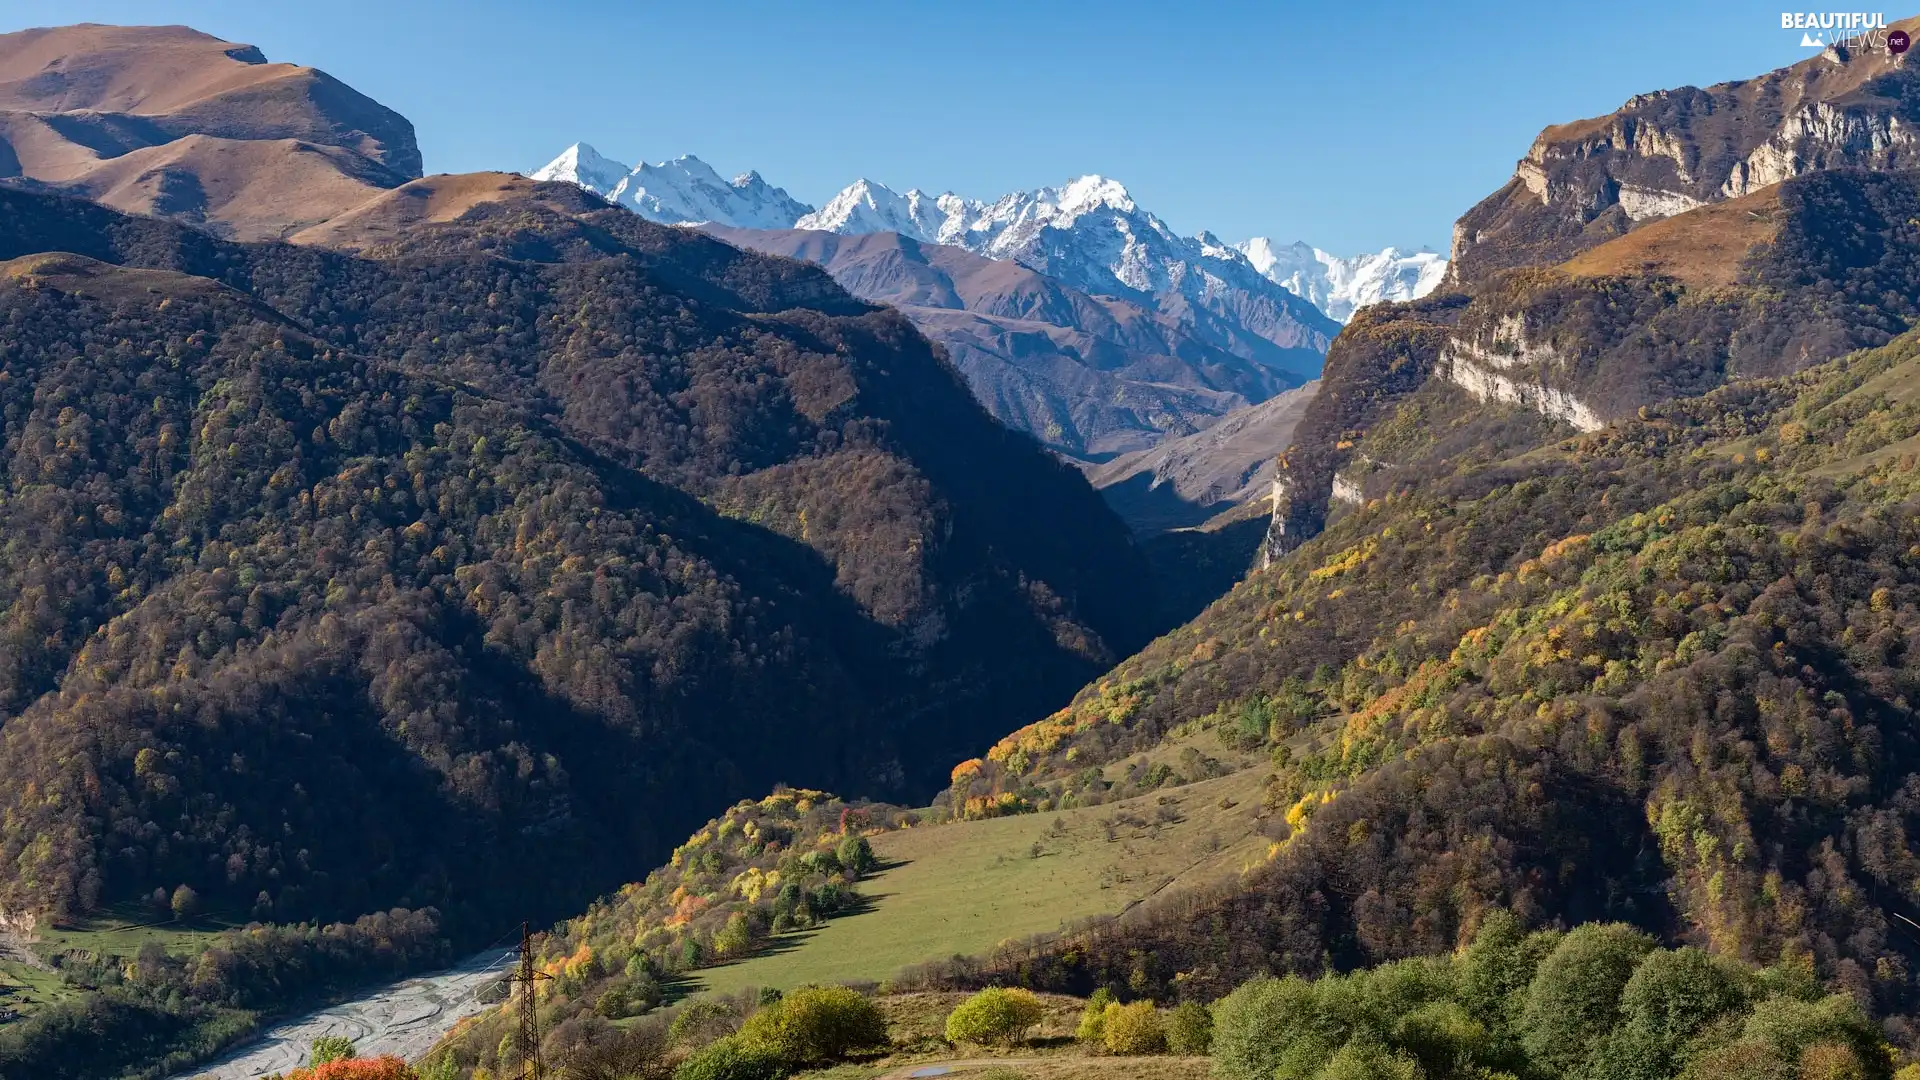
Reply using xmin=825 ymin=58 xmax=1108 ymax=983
xmin=1234 ymin=238 xmax=1447 ymax=323
xmin=532 ymin=144 xmax=1441 ymax=464
xmin=703 ymin=225 xmax=1290 ymax=459
xmin=531 ymin=144 xmax=1442 ymax=328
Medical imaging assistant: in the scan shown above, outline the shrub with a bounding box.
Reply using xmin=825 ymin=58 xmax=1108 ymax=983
xmin=1393 ymin=1000 xmax=1487 ymax=1077
xmin=1210 ymin=976 xmax=1320 ymax=1080
xmin=1619 ymin=948 xmax=1746 ymax=1045
xmin=737 ymin=985 xmax=887 ymax=1066
xmin=1519 ymin=922 xmax=1655 ymax=1075
xmin=1739 ymin=995 xmax=1883 ymax=1072
xmin=671 ymin=1035 xmax=786 ymax=1080
xmin=836 ymin=835 xmax=877 ymax=877
xmin=670 ymin=998 xmax=743 ymax=1046
xmin=1076 ymin=988 xmax=1116 ymax=1044
xmin=1101 ymin=1001 xmax=1166 ymax=1054
xmin=1679 ymin=1039 xmax=1795 ymax=1080
xmin=1314 ymin=1041 xmax=1422 ymax=1080
xmin=593 ymin=978 xmax=661 ymax=1020
xmin=309 ymin=1037 xmax=357 ymax=1067
xmin=944 ymin=987 xmax=1045 ymax=1046
xmin=1165 ymin=1001 xmax=1213 ymax=1054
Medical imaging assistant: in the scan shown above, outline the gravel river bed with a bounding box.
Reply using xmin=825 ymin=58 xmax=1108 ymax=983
xmin=175 ymin=949 xmax=516 ymax=1079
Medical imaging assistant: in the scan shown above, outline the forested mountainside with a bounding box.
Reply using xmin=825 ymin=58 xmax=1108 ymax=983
xmin=870 ymin=42 xmax=1920 ymax=1062
xmin=0 ymin=180 xmax=1160 ymax=933
xmin=1446 ymin=19 xmax=1920 ymax=287
xmin=943 ymin=314 xmax=1920 ymax=1038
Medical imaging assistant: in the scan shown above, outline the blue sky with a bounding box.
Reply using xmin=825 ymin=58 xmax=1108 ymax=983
xmin=5 ymin=1 xmax=1831 ymax=253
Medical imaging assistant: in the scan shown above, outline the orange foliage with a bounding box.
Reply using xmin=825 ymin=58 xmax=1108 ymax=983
xmin=984 ymin=708 xmax=1084 ymax=768
xmin=663 ymin=891 xmax=709 ymax=929
xmin=283 ymin=1057 xmax=417 ymax=1080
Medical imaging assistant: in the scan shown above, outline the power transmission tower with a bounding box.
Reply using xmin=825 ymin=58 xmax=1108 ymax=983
xmin=505 ymin=922 xmax=551 ymax=1080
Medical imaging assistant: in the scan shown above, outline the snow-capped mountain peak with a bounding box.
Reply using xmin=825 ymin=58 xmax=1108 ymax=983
xmin=1236 ymin=237 xmax=1447 ymax=323
xmin=1195 ymin=231 xmax=1238 ymax=260
xmin=525 ymin=141 xmax=1440 ymax=329
xmin=1055 ymin=174 xmax=1135 ymax=218
xmin=530 ymin=141 xmax=629 ymax=195
xmin=796 ymin=178 xmax=950 ymax=239
xmin=528 ymin=144 xmax=814 ymax=228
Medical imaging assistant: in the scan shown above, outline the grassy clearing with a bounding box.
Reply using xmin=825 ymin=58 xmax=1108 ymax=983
xmin=689 ymin=766 xmax=1271 ymax=996
xmin=0 ymin=905 xmax=235 ymax=1018
xmin=0 ymin=958 xmax=77 ymax=1016
xmin=35 ymin=906 xmax=236 ymax=958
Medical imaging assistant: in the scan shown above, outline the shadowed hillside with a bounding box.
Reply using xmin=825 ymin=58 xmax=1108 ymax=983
xmin=0 ymin=181 xmax=1162 ymax=941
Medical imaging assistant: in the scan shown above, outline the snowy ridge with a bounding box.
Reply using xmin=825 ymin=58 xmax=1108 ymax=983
xmin=792 ymin=173 xmax=1339 ymax=364
xmin=530 ymin=142 xmax=812 ymax=228
xmin=528 ymin=144 xmax=1438 ymax=331
xmin=1237 ymin=238 xmax=1449 ymax=323
xmin=794 ymin=179 xmax=957 ymax=238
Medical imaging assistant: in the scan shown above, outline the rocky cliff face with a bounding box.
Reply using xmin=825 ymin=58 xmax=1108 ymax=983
xmin=1266 ymin=161 xmax=1920 ymax=574
xmin=1448 ymin=26 xmax=1920 ymax=287
xmin=1436 ymin=312 xmax=1604 ymax=432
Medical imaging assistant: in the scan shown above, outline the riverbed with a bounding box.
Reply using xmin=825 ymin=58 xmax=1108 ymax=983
xmin=176 ymin=949 xmax=516 ymax=1079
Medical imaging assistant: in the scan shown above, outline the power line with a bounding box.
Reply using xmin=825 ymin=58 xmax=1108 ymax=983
xmin=502 ymin=921 xmax=552 ymax=1080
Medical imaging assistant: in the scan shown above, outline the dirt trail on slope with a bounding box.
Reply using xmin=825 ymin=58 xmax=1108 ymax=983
xmin=174 ymin=949 xmax=515 ymax=1079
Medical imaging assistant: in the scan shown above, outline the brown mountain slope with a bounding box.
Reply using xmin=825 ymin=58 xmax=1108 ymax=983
xmin=703 ymin=225 xmax=1300 ymax=458
xmin=1448 ymin=21 xmax=1920 ymax=287
xmin=57 ymin=133 xmax=403 ymax=236
xmin=1085 ymin=382 xmax=1318 ymax=533
xmin=0 ymin=23 xmax=419 ymax=239
xmin=288 ymin=171 xmax=560 ymax=249
xmin=1559 ymin=184 xmax=1782 ymax=288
